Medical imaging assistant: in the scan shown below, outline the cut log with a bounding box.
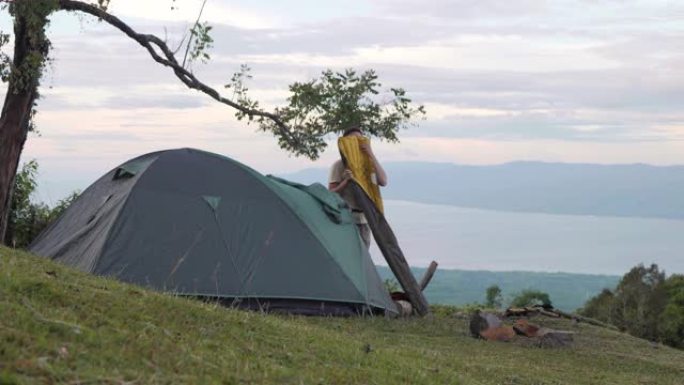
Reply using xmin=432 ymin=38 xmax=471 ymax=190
xmin=419 ymin=261 xmax=438 ymax=291
xmin=394 ymin=300 xmax=413 ymax=317
xmin=513 ymin=319 xmax=542 ymax=337
xmin=480 ymin=326 xmax=516 ymax=342
xmin=504 ymin=307 xmax=532 ymax=317
xmin=350 ymin=182 xmax=430 ymax=316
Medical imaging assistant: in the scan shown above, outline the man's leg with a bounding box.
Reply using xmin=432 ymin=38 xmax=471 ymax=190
xmin=357 ymin=223 xmax=371 ymax=249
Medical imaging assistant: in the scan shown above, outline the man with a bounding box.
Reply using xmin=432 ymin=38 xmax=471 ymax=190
xmin=328 ymin=127 xmax=388 ymax=249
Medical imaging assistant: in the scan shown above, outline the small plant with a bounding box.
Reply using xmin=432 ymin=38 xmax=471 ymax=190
xmin=384 ymin=278 xmax=400 ymax=293
xmin=485 ymin=285 xmax=503 ymax=309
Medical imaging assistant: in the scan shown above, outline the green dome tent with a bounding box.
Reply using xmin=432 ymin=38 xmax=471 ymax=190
xmin=30 ymin=148 xmax=397 ymax=316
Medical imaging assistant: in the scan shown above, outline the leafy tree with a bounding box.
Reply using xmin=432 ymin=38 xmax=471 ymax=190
xmin=228 ymin=67 xmax=425 ymax=159
xmin=581 ymin=263 xmax=670 ymax=344
xmin=658 ymin=275 xmax=684 ymax=348
xmin=610 ymin=264 xmax=666 ymax=341
xmin=5 ymin=159 xmax=38 ymax=246
xmin=579 ymin=288 xmax=615 ymax=324
xmin=4 ymin=159 xmax=79 ymax=248
xmin=485 ymin=285 xmax=502 ymax=308
xmin=0 ymin=0 xmax=426 ymax=243
xmin=510 ymin=289 xmax=552 ymax=308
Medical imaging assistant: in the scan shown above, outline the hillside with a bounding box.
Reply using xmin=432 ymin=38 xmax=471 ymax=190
xmin=2 ymin=246 xmax=683 ymax=384
xmin=283 ymin=161 xmax=684 ymax=219
xmin=377 ymin=266 xmax=620 ymax=311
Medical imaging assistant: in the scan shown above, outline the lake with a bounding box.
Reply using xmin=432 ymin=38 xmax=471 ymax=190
xmin=370 ymin=200 xmax=684 ymax=275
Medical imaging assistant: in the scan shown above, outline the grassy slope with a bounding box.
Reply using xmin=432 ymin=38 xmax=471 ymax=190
xmin=1 ymin=247 xmax=683 ymax=385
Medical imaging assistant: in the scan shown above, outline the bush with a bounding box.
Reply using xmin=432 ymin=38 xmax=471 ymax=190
xmin=510 ymin=290 xmax=552 ymax=308
xmin=485 ymin=285 xmax=502 ymax=308
xmin=5 ymin=160 xmax=79 ymax=248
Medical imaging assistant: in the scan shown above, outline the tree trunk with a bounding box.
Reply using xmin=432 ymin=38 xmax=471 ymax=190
xmin=0 ymin=9 xmax=46 ymax=244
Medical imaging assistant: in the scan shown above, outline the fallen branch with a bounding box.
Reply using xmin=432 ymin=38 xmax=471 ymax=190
xmin=505 ymin=306 xmax=618 ymax=330
xmin=419 ymin=261 xmax=438 ymax=291
xmin=553 ymin=308 xmax=618 ymax=330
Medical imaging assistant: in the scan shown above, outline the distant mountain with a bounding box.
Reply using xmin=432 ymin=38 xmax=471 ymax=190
xmin=377 ymin=266 xmax=620 ymax=312
xmin=282 ymin=161 xmax=684 ymax=219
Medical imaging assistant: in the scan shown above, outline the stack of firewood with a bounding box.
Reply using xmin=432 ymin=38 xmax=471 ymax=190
xmin=469 ymin=309 xmax=575 ymax=347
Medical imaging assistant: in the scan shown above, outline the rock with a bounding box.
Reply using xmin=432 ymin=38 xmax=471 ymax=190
xmin=537 ymin=329 xmax=574 ymax=348
xmin=469 ymin=311 xmax=515 ymax=341
xmin=469 ymin=310 xmax=502 ymax=337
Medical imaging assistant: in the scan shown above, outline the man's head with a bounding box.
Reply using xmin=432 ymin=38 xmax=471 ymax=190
xmin=343 ymin=126 xmax=364 ymax=138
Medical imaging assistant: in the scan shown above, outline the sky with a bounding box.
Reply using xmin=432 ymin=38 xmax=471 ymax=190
xmin=1 ymin=0 xmax=683 ymax=203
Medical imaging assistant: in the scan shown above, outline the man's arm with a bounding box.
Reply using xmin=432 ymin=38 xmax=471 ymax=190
xmin=361 ymin=143 xmax=388 ymax=186
xmin=329 ymin=169 xmax=354 ymax=192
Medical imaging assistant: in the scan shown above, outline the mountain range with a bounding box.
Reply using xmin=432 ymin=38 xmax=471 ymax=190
xmin=282 ymin=161 xmax=684 ymax=220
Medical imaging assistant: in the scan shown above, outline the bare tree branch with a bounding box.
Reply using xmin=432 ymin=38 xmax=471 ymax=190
xmin=56 ymin=0 xmax=299 ymax=147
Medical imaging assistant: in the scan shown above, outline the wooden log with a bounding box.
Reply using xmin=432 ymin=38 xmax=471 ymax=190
xmin=350 ymin=182 xmax=430 ymax=316
xmin=419 ymin=261 xmax=438 ymax=291
xmin=394 ymin=300 xmax=413 ymax=317
xmin=552 ymin=309 xmax=618 ymax=330
xmin=538 ymin=309 xmax=561 ymax=318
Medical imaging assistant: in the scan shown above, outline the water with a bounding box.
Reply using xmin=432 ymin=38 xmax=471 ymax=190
xmin=370 ymin=200 xmax=684 ymax=275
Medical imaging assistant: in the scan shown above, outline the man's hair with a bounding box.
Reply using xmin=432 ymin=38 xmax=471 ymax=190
xmin=343 ymin=126 xmax=363 ymax=137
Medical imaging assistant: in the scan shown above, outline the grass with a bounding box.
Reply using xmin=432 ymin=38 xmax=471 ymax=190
xmin=1 ymin=246 xmax=683 ymax=384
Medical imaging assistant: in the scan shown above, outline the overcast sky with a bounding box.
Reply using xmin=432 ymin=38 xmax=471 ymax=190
xmin=1 ymin=0 xmax=683 ymax=202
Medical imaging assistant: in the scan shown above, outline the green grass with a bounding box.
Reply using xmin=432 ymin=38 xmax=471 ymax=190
xmin=1 ymin=246 xmax=683 ymax=384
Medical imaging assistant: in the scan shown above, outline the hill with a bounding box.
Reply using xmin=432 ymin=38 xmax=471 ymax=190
xmin=2 ymin=246 xmax=683 ymax=384
xmin=283 ymin=161 xmax=684 ymax=219
xmin=377 ymin=266 xmax=620 ymax=311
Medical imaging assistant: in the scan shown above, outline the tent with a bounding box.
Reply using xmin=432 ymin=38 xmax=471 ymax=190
xmin=30 ymin=148 xmax=397 ymax=315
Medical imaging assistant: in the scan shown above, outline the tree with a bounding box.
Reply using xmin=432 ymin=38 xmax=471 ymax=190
xmin=658 ymin=274 xmax=684 ymax=348
xmin=610 ymin=263 xmax=666 ymax=341
xmin=510 ymin=289 xmax=552 ymax=308
xmin=580 ymin=264 xmax=683 ymax=349
xmin=580 ymin=264 xmax=682 ymax=348
xmin=579 ymin=288 xmax=615 ymax=324
xmin=485 ymin=285 xmax=502 ymax=308
xmin=0 ymin=0 xmax=426 ymax=243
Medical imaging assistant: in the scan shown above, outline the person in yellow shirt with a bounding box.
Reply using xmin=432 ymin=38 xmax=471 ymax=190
xmin=328 ymin=126 xmax=388 ymax=249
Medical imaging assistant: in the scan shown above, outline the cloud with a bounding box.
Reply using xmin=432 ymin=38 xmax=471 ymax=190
xmin=2 ymin=0 xmax=683 ymax=203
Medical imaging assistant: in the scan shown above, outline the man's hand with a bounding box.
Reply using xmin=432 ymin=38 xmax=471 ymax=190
xmin=343 ymin=169 xmax=354 ymax=181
